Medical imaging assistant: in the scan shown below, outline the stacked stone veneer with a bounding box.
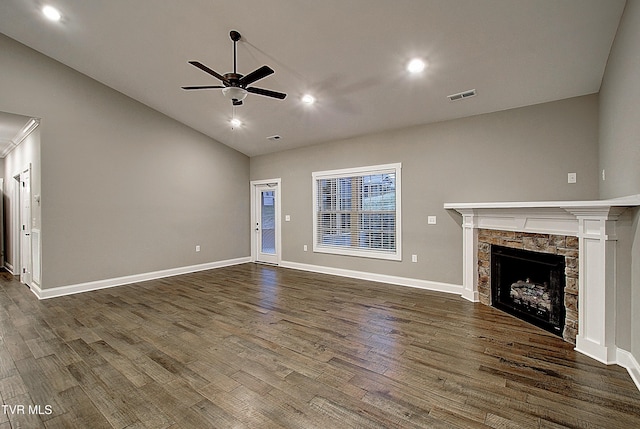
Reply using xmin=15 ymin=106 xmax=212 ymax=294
xmin=477 ymin=229 xmax=579 ymax=344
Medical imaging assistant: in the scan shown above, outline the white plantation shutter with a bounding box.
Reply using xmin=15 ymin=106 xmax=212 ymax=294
xmin=312 ymin=163 xmax=401 ymax=260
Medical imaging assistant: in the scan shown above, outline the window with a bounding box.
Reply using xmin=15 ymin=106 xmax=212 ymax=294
xmin=312 ymin=163 xmax=401 ymax=260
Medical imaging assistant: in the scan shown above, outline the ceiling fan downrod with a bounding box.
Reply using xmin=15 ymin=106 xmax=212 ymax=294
xmin=230 ymin=30 xmax=241 ymax=74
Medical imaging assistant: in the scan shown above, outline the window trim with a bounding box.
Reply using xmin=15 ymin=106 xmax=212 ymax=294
xmin=312 ymin=163 xmax=402 ymax=261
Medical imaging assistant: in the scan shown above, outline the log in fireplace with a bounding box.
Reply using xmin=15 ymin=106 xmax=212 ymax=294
xmin=491 ymin=245 xmax=566 ymax=337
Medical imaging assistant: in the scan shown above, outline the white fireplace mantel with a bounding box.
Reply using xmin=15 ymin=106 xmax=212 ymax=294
xmin=444 ymin=194 xmax=640 ymax=366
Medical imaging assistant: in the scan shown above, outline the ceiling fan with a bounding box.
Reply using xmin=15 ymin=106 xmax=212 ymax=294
xmin=181 ymin=30 xmax=287 ymax=106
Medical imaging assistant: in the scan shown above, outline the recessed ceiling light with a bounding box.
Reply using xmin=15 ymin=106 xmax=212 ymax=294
xmin=407 ymin=58 xmax=427 ymax=74
xmin=301 ymin=94 xmax=316 ymax=105
xmin=42 ymin=5 xmax=62 ymax=22
xmin=230 ymin=118 xmax=242 ymax=128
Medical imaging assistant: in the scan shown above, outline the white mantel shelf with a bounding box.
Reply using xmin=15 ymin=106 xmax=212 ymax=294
xmin=444 ymin=195 xmax=640 ymax=369
xmin=444 ymin=194 xmax=640 ymax=210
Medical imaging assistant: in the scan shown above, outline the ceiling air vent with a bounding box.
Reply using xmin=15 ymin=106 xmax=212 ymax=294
xmin=447 ymin=89 xmax=476 ymax=102
xmin=267 ymin=135 xmax=282 ymax=141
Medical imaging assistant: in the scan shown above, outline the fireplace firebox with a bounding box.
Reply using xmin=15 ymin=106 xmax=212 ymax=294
xmin=491 ymin=245 xmax=565 ymax=336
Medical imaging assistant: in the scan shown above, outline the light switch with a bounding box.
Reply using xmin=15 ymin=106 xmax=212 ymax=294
xmin=285 ymin=215 xmax=291 ymax=221
xmin=568 ymin=172 xmax=577 ymax=183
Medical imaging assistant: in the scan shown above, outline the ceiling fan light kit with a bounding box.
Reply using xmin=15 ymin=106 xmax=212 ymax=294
xmin=181 ymin=30 xmax=286 ymax=107
xmin=222 ymin=86 xmax=248 ymax=105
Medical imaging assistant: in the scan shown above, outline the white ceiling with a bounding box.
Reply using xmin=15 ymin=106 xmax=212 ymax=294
xmin=0 ymin=0 xmax=626 ymax=157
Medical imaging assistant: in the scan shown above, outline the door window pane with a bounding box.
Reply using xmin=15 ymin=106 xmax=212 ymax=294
xmin=261 ymin=191 xmax=276 ymax=254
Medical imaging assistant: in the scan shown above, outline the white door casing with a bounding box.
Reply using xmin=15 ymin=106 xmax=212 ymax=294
xmin=251 ymin=179 xmax=281 ymax=265
xmin=19 ymin=167 xmax=32 ymax=286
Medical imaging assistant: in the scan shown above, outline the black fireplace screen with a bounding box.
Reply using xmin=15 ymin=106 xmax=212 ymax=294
xmin=491 ymin=245 xmax=565 ymax=336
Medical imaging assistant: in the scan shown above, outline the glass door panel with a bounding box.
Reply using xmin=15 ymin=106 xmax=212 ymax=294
xmin=261 ymin=190 xmax=276 ymax=255
xmin=254 ymin=182 xmax=279 ymax=265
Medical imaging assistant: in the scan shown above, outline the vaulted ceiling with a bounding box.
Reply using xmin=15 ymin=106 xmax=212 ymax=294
xmin=0 ymin=1 xmax=627 ymax=156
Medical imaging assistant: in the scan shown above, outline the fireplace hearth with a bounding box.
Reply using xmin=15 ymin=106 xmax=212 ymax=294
xmin=491 ymin=245 xmax=565 ymax=337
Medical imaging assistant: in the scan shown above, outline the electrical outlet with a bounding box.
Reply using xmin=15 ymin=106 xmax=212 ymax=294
xmin=428 ymin=216 xmax=437 ymax=225
xmin=195 ymin=245 xmax=201 ymax=252
xmin=602 ymin=169 xmax=606 ymax=181
xmin=411 ymin=254 xmax=418 ymax=263
xmin=285 ymin=215 xmax=291 ymax=221
xmin=568 ymin=172 xmax=577 ymax=183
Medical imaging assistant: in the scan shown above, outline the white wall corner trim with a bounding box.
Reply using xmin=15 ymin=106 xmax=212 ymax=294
xmin=280 ymin=260 xmax=462 ymax=296
xmin=617 ymin=348 xmax=640 ymax=392
xmin=31 ymin=257 xmax=251 ymax=300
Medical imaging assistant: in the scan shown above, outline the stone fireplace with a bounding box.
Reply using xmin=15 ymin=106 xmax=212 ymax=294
xmin=444 ymin=195 xmax=640 ymax=366
xmin=478 ymin=230 xmax=578 ymax=343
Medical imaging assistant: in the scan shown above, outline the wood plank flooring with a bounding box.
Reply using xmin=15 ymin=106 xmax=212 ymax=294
xmin=1 ymin=264 xmax=639 ymax=428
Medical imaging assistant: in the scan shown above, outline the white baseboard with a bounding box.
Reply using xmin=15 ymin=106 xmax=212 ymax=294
xmin=29 ymin=281 xmax=43 ymax=298
xmin=33 ymin=257 xmax=251 ymax=300
xmin=32 ymin=257 xmax=461 ymax=300
xmin=617 ymin=348 xmax=640 ymax=392
xmin=280 ymin=260 xmax=463 ymax=296
xmin=575 ymin=335 xmax=618 ymax=365
xmin=4 ymin=262 xmax=15 ymax=275
xmin=461 ymin=288 xmax=480 ymax=302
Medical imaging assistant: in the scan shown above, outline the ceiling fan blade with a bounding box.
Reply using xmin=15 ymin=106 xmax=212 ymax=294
xmin=188 ymin=61 xmax=229 ymax=84
xmin=239 ymin=65 xmax=274 ymax=87
xmin=247 ymin=86 xmax=287 ymax=100
xmin=181 ymin=85 xmax=225 ymax=90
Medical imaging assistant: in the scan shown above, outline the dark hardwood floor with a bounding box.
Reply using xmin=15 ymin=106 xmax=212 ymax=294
xmin=1 ymin=264 xmax=639 ymax=428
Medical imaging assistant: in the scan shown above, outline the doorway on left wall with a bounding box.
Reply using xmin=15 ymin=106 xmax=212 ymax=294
xmin=0 ymin=110 xmax=41 ymax=288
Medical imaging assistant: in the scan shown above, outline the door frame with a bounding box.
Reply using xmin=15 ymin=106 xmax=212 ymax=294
xmin=9 ymin=173 xmax=20 ymax=275
xmin=250 ymin=178 xmax=281 ymax=265
xmin=18 ymin=165 xmax=32 ymax=286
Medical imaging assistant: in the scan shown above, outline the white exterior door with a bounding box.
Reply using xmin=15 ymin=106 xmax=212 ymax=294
xmin=252 ymin=180 xmax=280 ymax=264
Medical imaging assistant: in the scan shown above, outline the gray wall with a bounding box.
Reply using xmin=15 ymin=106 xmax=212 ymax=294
xmin=251 ymin=95 xmax=600 ymax=285
xmin=0 ymin=34 xmax=250 ymax=289
xmin=599 ymin=0 xmax=640 ymax=362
